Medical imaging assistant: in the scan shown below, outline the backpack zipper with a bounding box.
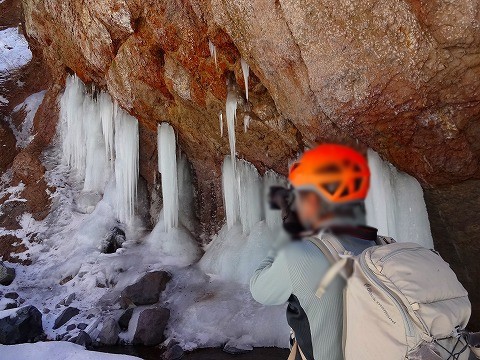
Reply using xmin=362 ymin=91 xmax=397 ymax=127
xmin=359 ymin=253 xmax=415 ymax=338
xmin=379 ymin=246 xmax=423 ymax=263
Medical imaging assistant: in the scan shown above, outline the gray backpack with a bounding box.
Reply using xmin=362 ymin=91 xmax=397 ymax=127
xmin=308 ymin=233 xmax=480 ymax=360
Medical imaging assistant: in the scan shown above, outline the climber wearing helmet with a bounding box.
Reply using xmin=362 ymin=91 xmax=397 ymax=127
xmin=250 ymin=144 xmax=376 ymax=360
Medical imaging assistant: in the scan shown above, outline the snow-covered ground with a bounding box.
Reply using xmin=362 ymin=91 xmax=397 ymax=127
xmin=0 ymin=341 xmax=141 ymax=360
xmin=0 ymin=27 xmax=32 ymax=83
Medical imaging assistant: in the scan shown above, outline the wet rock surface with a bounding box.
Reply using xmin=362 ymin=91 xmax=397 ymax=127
xmin=120 ymin=271 xmax=171 ymax=308
xmin=53 ymin=306 xmax=80 ymax=329
xmin=132 ymin=307 xmax=170 ymax=346
xmin=0 ymin=305 xmax=44 ymax=344
xmin=0 ymin=261 xmax=16 ymax=285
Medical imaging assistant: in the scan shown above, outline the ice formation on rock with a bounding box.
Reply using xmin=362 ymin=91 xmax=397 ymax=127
xmin=241 ymin=58 xmax=249 ymax=101
xmin=219 ymin=111 xmax=223 ymax=137
xmin=158 ymin=122 xmax=179 ymax=231
xmin=243 ymin=115 xmax=251 ymax=133
xmin=60 ymin=75 xmax=87 ymax=176
xmin=114 ymin=110 xmax=139 ymax=224
xmin=365 ymin=149 xmax=434 ymax=248
xmin=98 ymin=92 xmax=115 ymax=164
xmin=226 ymin=90 xmax=237 ymax=165
xmin=236 ymin=159 xmax=263 ymax=235
xmin=83 ymin=96 xmax=107 ymax=192
xmin=208 ymin=40 xmax=217 ymax=67
xmin=222 ymin=156 xmax=239 ymax=229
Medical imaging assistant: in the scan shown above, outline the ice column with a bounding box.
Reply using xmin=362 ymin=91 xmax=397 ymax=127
xmin=241 ymin=58 xmax=249 ymax=101
xmin=98 ymin=92 xmax=115 ymax=164
xmin=114 ymin=109 xmax=139 ymax=224
xmin=365 ymin=149 xmax=434 ymax=248
xmin=158 ymin=122 xmax=179 ymax=231
xmin=222 ymin=156 xmax=239 ymax=229
xmin=219 ymin=111 xmax=223 ymax=137
xmin=60 ymin=75 xmax=86 ymax=176
xmin=236 ymin=159 xmax=263 ymax=234
xmin=226 ymin=90 xmax=237 ymax=165
xmin=83 ymin=96 xmax=107 ymax=192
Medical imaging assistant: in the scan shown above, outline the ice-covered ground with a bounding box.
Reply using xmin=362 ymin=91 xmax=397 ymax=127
xmin=1 ymin=341 xmax=141 ymax=360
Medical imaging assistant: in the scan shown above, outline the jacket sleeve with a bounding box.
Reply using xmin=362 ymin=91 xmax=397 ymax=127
xmin=249 ymin=248 xmax=293 ymax=306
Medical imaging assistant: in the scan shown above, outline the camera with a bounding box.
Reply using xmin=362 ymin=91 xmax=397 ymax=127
xmin=268 ymin=186 xmax=306 ymax=238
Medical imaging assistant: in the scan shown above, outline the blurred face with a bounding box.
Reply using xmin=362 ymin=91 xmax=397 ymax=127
xmin=295 ymin=190 xmax=323 ymax=230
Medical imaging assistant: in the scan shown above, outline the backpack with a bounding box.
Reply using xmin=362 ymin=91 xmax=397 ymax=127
xmin=297 ymin=232 xmax=480 ymax=360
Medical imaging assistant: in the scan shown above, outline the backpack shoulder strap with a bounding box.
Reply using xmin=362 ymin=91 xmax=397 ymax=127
xmin=307 ymin=232 xmax=353 ymax=298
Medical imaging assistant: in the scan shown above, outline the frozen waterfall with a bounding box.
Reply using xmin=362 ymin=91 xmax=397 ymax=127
xmin=222 ymin=156 xmax=239 ymax=229
xmin=114 ymin=110 xmax=139 ymax=224
xmin=60 ymin=74 xmax=140 ymax=224
xmin=158 ymin=122 xmax=179 ymax=232
xmin=365 ymin=149 xmax=434 ymax=248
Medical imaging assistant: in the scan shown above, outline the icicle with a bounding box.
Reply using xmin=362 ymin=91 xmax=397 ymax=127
xmin=158 ymin=122 xmax=179 ymax=232
xmin=236 ymin=159 xmax=263 ymax=235
xmin=263 ymin=170 xmax=288 ymax=230
xmin=222 ymin=156 xmax=239 ymax=229
xmin=226 ymin=89 xmax=237 ymax=165
xmin=219 ymin=111 xmax=223 ymax=137
xmin=98 ymin=92 xmax=115 ymax=164
xmin=208 ymin=40 xmax=217 ymax=68
xmin=365 ymin=149 xmax=433 ymax=248
xmin=83 ymin=95 xmax=107 ymax=192
xmin=60 ymin=75 xmax=86 ymax=177
xmin=241 ymin=58 xmax=249 ymax=101
xmin=114 ymin=109 xmax=139 ymax=224
xmin=243 ymin=115 xmax=251 ymax=133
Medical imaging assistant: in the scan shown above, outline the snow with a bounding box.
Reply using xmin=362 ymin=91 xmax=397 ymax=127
xmin=0 ymin=342 xmax=141 ymax=360
xmin=225 ymin=89 xmax=237 ymax=163
xmin=9 ymin=90 xmax=46 ymax=148
xmin=114 ymin=109 xmax=139 ymax=224
xmin=241 ymin=58 xmax=249 ymax=101
xmin=365 ymin=149 xmax=434 ymax=248
xmin=208 ymin=40 xmax=217 ymax=67
xmin=0 ymin=94 xmax=8 ymax=105
xmin=158 ymin=123 xmax=179 ymax=231
xmin=0 ymin=27 xmax=32 ymax=77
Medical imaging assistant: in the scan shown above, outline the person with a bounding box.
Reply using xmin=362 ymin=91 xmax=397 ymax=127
xmin=250 ymin=144 xmax=376 ymax=360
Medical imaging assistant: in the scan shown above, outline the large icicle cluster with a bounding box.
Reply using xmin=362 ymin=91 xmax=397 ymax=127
xmin=158 ymin=122 xmax=179 ymax=232
xmin=60 ymin=74 xmax=139 ymax=224
xmin=365 ymin=149 xmax=434 ymax=248
xmin=114 ymin=111 xmax=139 ymax=224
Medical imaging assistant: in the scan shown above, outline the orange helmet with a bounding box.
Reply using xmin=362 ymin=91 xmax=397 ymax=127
xmin=288 ymin=144 xmax=370 ymax=204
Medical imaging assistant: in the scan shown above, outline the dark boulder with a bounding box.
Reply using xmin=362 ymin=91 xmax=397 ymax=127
xmin=72 ymin=330 xmax=92 ymax=347
xmin=118 ymin=308 xmax=133 ymax=331
xmin=98 ymin=317 xmax=120 ymax=345
xmin=101 ymin=227 xmax=126 ymax=254
xmin=133 ymin=307 xmax=170 ymax=346
xmin=120 ymin=271 xmax=171 ymax=308
xmin=0 ymin=262 xmax=15 ymax=286
xmin=0 ymin=305 xmax=43 ymax=344
xmin=53 ymin=307 xmax=79 ymax=329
